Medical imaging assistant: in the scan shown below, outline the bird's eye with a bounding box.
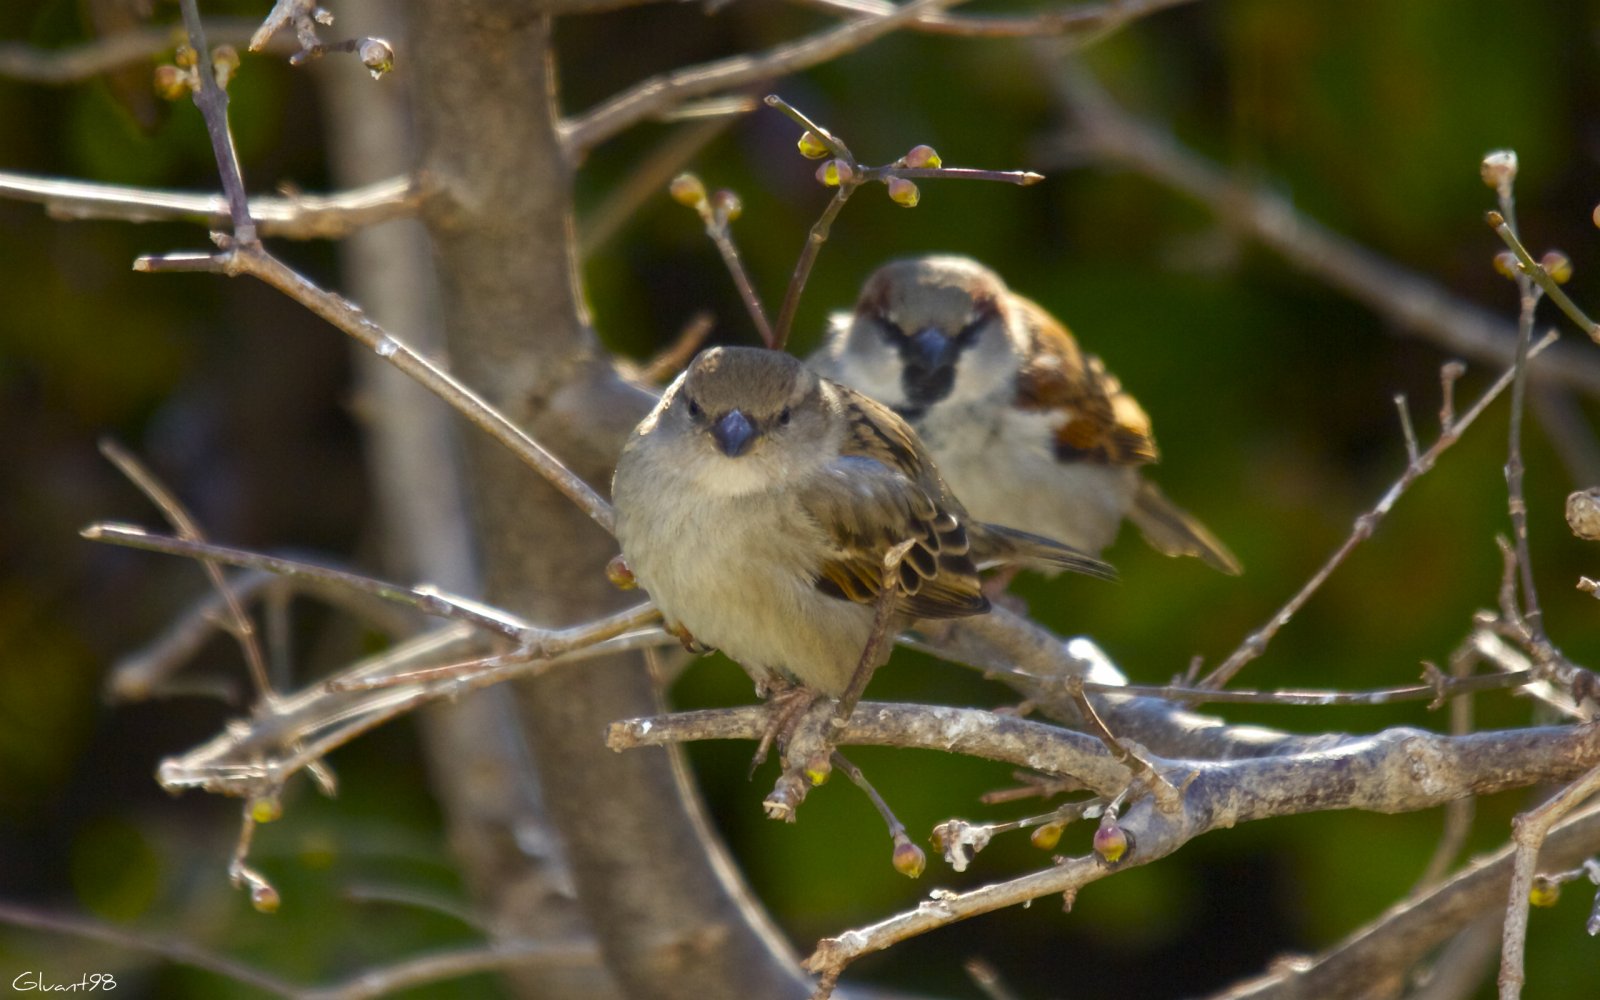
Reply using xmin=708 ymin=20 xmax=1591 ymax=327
xmin=878 ymin=319 xmax=908 ymax=343
xmin=778 ymin=407 xmax=792 ymax=426
xmin=686 ymin=398 xmax=703 ymax=419
xmin=955 ymin=317 xmax=986 ymax=344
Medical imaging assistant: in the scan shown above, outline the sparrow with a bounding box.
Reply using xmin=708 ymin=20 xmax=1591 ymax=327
xmin=810 ymin=256 xmax=1240 ymax=576
xmin=610 ymin=346 xmax=1114 ymax=698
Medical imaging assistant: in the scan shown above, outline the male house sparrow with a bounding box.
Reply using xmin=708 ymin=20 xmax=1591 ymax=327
xmin=811 ymin=256 xmax=1240 ymax=575
xmin=611 ymin=346 xmax=1114 ymax=698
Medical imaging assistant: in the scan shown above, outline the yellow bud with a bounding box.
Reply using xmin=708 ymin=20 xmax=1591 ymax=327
xmin=174 ymin=44 xmax=199 ymax=69
xmin=1030 ymin=822 xmax=1063 ymax=851
xmin=1540 ymin=250 xmax=1573 ymax=284
xmin=1492 ymin=251 xmax=1520 ymax=279
xmin=892 ymin=836 xmax=926 ymax=878
xmin=605 ymin=554 xmax=636 ymax=590
xmin=249 ymin=796 xmax=282 ymax=824
xmin=1480 ymin=150 xmax=1518 ymax=189
xmin=1093 ymin=823 xmax=1130 ymax=865
xmin=250 ymin=883 xmax=281 ymax=914
xmin=817 ymin=160 xmax=855 ymax=188
xmin=797 ymin=131 xmax=830 ymax=159
xmin=803 ymin=753 xmax=832 ymax=786
xmin=886 ymin=177 xmax=920 ymax=207
xmin=1529 ymin=876 xmax=1560 ymax=908
xmin=903 ymin=144 xmax=942 ymax=169
xmin=212 ymin=45 xmax=240 ymax=89
xmin=712 ymin=189 xmax=742 ymax=222
xmin=359 ymin=38 xmax=395 ymax=79
xmin=154 ymin=64 xmax=190 ymax=101
xmin=669 ymin=173 xmax=706 ymax=207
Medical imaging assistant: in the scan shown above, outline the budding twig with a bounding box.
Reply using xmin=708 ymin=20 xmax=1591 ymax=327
xmin=1201 ymin=337 xmax=1556 ymax=690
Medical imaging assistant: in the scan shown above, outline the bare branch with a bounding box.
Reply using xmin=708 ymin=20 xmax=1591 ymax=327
xmin=792 ymin=0 xmax=1197 ymax=39
xmin=0 ymin=899 xmax=597 ymax=1000
xmin=1037 ymin=57 xmax=1600 ymax=398
xmin=1203 ymin=802 xmax=1600 ymax=1000
xmin=1201 ymin=337 xmax=1556 ymax=690
xmin=0 ymin=18 xmax=264 ymax=84
xmin=795 ymin=715 xmax=1600 ymax=988
xmin=175 ymin=0 xmax=257 ymax=244
xmin=130 ymin=241 xmax=619 ymax=534
xmin=560 ymin=0 xmax=966 ymax=157
xmin=1498 ymin=762 xmax=1600 ymax=998
xmin=0 ymin=170 xmax=424 ymax=239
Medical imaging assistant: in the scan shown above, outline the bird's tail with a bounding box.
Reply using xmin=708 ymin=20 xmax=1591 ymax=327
xmin=970 ymin=523 xmax=1118 ymax=582
xmin=1128 ymin=480 xmax=1242 ymax=575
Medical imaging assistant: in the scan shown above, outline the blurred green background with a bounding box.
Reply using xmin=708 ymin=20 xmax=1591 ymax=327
xmin=4 ymin=1 xmax=1600 ymax=996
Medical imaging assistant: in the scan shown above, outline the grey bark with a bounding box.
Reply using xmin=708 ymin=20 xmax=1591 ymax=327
xmin=403 ymin=3 xmax=813 ymax=996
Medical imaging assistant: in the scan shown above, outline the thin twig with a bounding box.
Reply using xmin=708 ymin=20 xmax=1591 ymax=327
xmin=0 ymin=899 xmax=596 ymax=1000
xmin=791 ymin=0 xmax=1197 ymax=39
xmin=641 ymin=312 xmax=715 ymax=382
xmin=1065 ymin=675 xmax=1180 ymax=812
xmin=83 ymin=522 xmax=534 ymax=639
xmin=1201 ymin=338 xmax=1556 ymax=689
xmin=0 ymin=18 xmax=266 ymax=84
xmin=176 ymin=0 xmax=256 ymax=244
xmin=0 ymin=170 xmax=424 ymax=239
xmin=1487 ymin=172 xmax=1547 ymax=643
xmin=131 ymin=241 xmax=618 ymax=533
xmin=1414 ymin=638 xmax=1482 ymax=889
xmin=1499 ymin=762 xmax=1600 ymax=998
xmin=97 ymin=441 xmax=274 ymax=700
xmin=582 ymin=118 xmax=740 ymax=257
xmin=1485 ymin=211 xmax=1600 ymax=343
xmin=1039 ymin=57 xmax=1600 ymax=397
xmin=560 ymin=0 xmax=966 ymax=156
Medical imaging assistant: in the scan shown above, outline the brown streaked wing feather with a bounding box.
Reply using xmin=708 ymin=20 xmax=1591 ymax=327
xmin=1011 ymin=296 xmax=1158 ymax=467
xmin=802 ymin=455 xmax=988 ymax=621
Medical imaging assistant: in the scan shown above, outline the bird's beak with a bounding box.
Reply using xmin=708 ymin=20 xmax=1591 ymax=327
xmin=907 ymin=328 xmax=959 ymax=375
xmin=902 ymin=328 xmax=959 ymax=405
xmin=711 ymin=409 xmax=756 ymax=457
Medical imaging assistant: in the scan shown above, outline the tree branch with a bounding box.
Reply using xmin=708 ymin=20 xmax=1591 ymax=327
xmin=0 ymin=170 xmax=424 ymax=239
xmin=1036 ymin=56 xmax=1600 ymax=398
xmin=560 ymin=0 xmax=965 ymax=157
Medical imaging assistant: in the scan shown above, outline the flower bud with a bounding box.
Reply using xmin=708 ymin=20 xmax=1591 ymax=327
xmin=892 ymin=834 xmax=926 ymax=878
xmin=903 ymin=144 xmax=942 ymax=169
xmin=360 ymin=38 xmax=395 ymax=79
xmin=249 ymin=795 xmax=282 ymax=824
xmin=803 ymin=752 xmax=832 ymax=786
xmin=712 ymin=189 xmax=742 ymax=222
xmin=1529 ymin=875 xmax=1560 ymax=908
xmin=886 ymin=177 xmax=920 ymax=207
xmin=1480 ymin=150 xmax=1518 ymax=189
xmin=154 ymin=64 xmax=190 ymax=101
xmin=815 ymin=159 xmax=852 ymax=187
xmin=797 ymin=131 xmax=830 ymax=159
xmin=1540 ymin=250 xmax=1573 ymax=284
xmin=174 ymin=44 xmax=199 ymax=69
xmin=669 ymin=173 xmax=707 ymax=207
xmin=1030 ymin=822 xmax=1063 ymax=851
xmin=1093 ymin=822 xmax=1130 ymax=865
xmin=1492 ymin=251 xmax=1520 ymax=280
xmin=250 ymin=882 xmax=281 ymax=913
xmin=211 ymin=45 xmax=240 ymax=89
xmin=605 ymin=554 xmax=636 ymax=590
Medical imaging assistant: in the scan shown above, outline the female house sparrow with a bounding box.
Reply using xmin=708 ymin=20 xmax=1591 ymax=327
xmin=811 ymin=256 xmax=1240 ymax=576
xmin=611 ymin=346 xmax=1114 ymax=698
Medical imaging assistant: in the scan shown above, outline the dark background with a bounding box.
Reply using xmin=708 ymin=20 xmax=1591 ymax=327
xmin=3 ymin=1 xmax=1600 ymax=996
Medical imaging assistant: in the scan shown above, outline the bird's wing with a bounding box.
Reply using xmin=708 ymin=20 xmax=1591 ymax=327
xmin=1011 ymin=295 xmax=1159 ymax=466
